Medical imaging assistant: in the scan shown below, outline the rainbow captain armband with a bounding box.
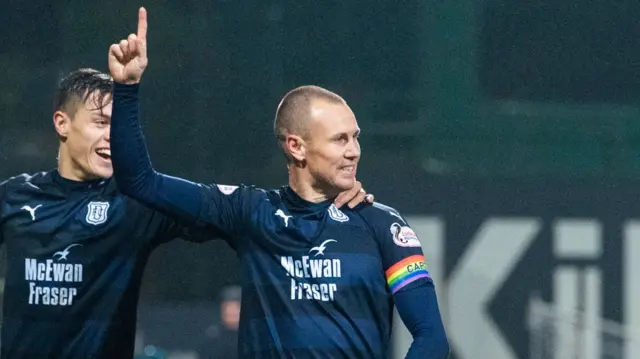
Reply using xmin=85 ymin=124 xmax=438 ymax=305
xmin=385 ymin=255 xmax=431 ymax=294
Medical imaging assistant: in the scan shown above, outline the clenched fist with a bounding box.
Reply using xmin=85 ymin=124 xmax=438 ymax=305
xmin=109 ymin=7 xmax=148 ymax=84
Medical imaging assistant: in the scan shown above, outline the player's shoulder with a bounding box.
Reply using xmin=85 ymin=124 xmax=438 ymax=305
xmin=259 ymin=186 xmax=291 ymax=207
xmin=263 ymin=186 xmax=286 ymax=199
xmin=213 ymin=183 xmax=268 ymax=195
xmin=0 ymin=170 xmax=53 ymax=190
xmin=208 ymin=182 xmax=273 ymax=211
xmin=208 ymin=183 xmax=272 ymax=202
xmin=354 ymin=202 xmax=422 ymax=247
xmin=355 ymin=201 xmax=406 ymax=223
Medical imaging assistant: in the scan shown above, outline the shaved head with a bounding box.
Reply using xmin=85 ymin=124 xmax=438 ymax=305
xmin=275 ymin=85 xmax=360 ymax=197
xmin=274 ymin=85 xmax=346 ymax=155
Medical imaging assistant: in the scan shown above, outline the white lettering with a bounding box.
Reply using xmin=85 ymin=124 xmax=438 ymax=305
xmin=331 ymin=259 xmax=341 ymax=277
xmin=25 ymin=259 xmax=37 ymax=281
xmin=280 ymin=257 xmax=341 ymax=279
xmin=281 ymin=257 xmax=294 ymax=276
xmin=37 ymin=262 xmax=45 ymax=281
xmin=24 ymin=259 xmax=83 ymax=283
xmin=53 ymin=263 xmax=66 ymax=281
xmin=302 ymin=256 xmax=310 ymax=278
xmin=282 ymin=256 xmax=341 ymax=302
xmin=295 ymin=260 xmax=303 ymax=278
xmin=28 ymin=282 xmax=77 ymax=306
xmin=328 ymin=283 xmax=337 ymax=301
xmin=309 ymin=260 xmax=323 ymax=278
xmin=289 ymin=278 xmax=338 ymax=302
xmin=24 ymin=258 xmax=83 ymax=306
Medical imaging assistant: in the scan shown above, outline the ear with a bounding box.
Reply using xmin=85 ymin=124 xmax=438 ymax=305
xmin=53 ymin=111 xmax=71 ymax=139
xmin=285 ymin=134 xmax=306 ymax=162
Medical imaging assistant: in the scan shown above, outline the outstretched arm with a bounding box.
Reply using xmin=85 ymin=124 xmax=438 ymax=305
xmin=0 ymin=178 xmax=7 ymax=246
xmin=108 ymin=8 xmax=374 ymax=229
xmin=109 ymin=8 xmax=250 ymax=235
xmin=109 ymin=7 xmax=162 ymax=206
xmin=111 ymin=82 xmax=208 ymax=222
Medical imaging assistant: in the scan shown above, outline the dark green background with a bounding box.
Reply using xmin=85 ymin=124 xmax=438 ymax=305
xmin=1 ymin=0 xmax=639 ymax=302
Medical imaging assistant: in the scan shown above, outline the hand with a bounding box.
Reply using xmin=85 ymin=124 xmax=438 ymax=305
xmin=109 ymin=7 xmax=148 ymax=84
xmin=334 ymin=180 xmax=375 ymax=209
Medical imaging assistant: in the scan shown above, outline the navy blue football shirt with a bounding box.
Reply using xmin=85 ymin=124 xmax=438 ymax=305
xmin=111 ymin=83 xmax=449 ymax=359
xmin=0 ymin=170 xmax=216 ymax=358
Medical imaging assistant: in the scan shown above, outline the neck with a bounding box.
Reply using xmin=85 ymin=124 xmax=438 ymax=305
xmin=57 ymin=147 xmax=94 ymax=182
xmin=288 ymin=165 xmax=338 ymax=203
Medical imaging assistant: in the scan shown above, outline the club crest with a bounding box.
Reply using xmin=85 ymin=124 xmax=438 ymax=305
xmin=86 ymin=201 xmax=110 ymax=225
xmin=328 ymin=204 xmax=349 ymax=222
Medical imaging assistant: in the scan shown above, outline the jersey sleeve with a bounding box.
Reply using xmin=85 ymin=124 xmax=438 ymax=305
xmin=111 ymin=83 xmax=259 ymax=239
xmin=0 ymin=178 xmax=7 ymax=246
xmin=369 ymin=205 xmax=433 ymax=295
xmin=124 ymin=195 xmax=232 ymax=248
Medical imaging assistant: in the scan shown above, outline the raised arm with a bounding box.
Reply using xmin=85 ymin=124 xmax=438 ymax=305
xmin=111 ymin=83 xmax=206 ymax=221
xmin=108 ymin=8 xmax=251 ymax=236
xmin=108 ymin=8 xmax=375 ymax=233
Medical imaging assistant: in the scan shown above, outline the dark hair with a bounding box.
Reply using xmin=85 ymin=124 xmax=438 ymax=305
xmin=53 ymin=68 xmax=113 ymax=116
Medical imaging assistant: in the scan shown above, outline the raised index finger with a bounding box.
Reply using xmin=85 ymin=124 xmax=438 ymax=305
xmin=137 ymin=7 xmax=147 ymax=41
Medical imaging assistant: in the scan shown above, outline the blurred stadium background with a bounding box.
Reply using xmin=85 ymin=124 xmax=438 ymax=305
xmin=2 ymin=1 xmax=640 ymax=358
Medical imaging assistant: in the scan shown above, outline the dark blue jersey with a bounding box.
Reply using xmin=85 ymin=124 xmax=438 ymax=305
xmin=110 ymin=83 xmax=449 ymax=359
xmin=221 ymin=185 xmax=436 ymax=358
xmin=0 ymin=170 xmax=215 ymax=359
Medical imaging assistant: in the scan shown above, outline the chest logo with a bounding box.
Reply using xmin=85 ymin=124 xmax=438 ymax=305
xmin=86 ymin=201 xmax=110 ymax=225
xmin=328 ymin=204 xmax=349 ymax=222
xmin=21 ymin=204 xmax=42 ymax=221
xmin=275 ymin=209 xmax=293 ymax=227
xmin=53 ymin=244 xmax=82 ymax=261
xmin=309 ymin=239 xmax=337 ymax=257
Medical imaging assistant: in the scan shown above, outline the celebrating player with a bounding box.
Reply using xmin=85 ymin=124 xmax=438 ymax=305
xmin=109 ymin=8 xmax=448 ymax=359
xmin=0 ymin=69 xmax=370 ymax=359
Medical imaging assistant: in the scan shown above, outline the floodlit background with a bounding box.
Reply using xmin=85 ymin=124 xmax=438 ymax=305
xmin=2 ymin=1 xmax=640 ymax=358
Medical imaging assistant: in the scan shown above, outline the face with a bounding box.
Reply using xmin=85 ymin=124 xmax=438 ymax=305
xmin=221 ymin=300 xmax=241 ymax=330
xmin=54 ymin=92 xmax=112 ymax=181
xmin=300 ymin=100 xmax=361 ymax=193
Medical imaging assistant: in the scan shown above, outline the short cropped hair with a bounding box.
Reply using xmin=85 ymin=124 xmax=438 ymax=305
xmin=54 ymin=68 xmax=113 ymax=117
xmin=274 ymin=85 xmax=346 ymax=144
